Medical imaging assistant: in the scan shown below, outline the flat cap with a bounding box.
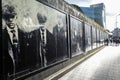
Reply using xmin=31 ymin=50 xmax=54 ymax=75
xmin=2 ymin=5 xmax=17 ymax=19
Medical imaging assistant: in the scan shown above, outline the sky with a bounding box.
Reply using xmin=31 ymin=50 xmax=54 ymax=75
xmin=65 ymin=0 xmax=120 ymax=32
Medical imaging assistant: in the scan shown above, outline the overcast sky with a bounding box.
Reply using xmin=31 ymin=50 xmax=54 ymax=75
xmin=65 ymin=0 xmax=120 ymax=31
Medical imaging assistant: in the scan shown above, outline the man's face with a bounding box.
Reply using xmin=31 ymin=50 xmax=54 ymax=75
xmin=5 ymin=14 xmax=17 ymax=29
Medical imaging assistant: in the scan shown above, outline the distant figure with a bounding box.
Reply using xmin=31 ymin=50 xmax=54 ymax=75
xmin=115 ymin=39 xmax=119 ymax=46
xmin=105 ymin=38 xmax=109 ymax=46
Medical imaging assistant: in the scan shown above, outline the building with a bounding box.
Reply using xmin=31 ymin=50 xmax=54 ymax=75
xmin=73 ymin=3 xmax=106 ymax=28
xmin=80 ymin=7 xmax=95 ymax=20
xmin=90 ymin=3 xmax=106 ymax=29
xmin=112 ymin=28 xmax=120 ymax=38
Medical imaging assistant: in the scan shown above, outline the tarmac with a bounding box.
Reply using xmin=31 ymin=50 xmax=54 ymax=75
xmin=44 ymin=44 xmax=120 ymax=80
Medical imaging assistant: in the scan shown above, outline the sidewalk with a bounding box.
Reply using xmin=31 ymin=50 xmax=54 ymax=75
xmin=58 ymin=45 xmax=120 ymax=80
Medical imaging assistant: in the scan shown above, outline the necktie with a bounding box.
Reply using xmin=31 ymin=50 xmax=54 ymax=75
xmin=41 ymin=28 xmax=45 ymax=46
xmin=11 ymin=29 xmax=17 ymax=44
xmin=41 ymin=28 xmax=47 ymax=67
xmin=11 ymin=29 xmax=18 ymax=65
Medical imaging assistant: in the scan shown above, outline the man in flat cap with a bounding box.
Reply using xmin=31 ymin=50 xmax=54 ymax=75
xmin=2 ymin=4 xmax=29 ymax=79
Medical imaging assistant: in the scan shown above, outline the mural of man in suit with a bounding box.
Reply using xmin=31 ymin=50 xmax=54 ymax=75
xmin=37 ymin=12 xmax=56 ymax=67
xmin=2 ymin=5 xmax=43 ymax=80
xmin=2 ymin=4 xmax=29 ymax=79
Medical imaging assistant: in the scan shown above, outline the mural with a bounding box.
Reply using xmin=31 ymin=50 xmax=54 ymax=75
xmin=92 ymin=26 xmax=97 ymax=49
xmin=96 ymin=29 xmax=100 ymax=47
xmin=84 ymin=23 xmax=92 ymax=51
xmin=2 ymin=0 xmax=68 ymax=79
xmin=99 ymin=31 xmax=104 ymax=45
xmin=70 ymin=17 xmax=83 ymax=57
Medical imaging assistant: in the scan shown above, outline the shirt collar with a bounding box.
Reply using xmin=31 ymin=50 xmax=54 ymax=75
xmin=6 ymin=25 xmax=18 ymax=33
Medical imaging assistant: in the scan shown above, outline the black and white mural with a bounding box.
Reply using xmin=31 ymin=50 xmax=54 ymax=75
xmin=84 ymin=23 xmax=92 ymax=51
xmin=96 ymin=29 xmax=100 ymax=47
xmin=92 ymin=26 xmax=97 ymax=49
xmin=2 ymin=0 xmax=68 ymax=79
xmin=70 ymin=17 xmax=83 ymax=57
xmin=100 ymin=31 xmax=104 ymax=45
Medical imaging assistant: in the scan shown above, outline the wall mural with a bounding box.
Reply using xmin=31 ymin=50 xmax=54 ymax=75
xmin=70 ymin=17 xmax=83 ymax=57
xmin=84 ymin=23 xmax=92 ymax=51
xmin=96 ymin=29 xmax=100 ymax=47
xmin=92 ymin=26 xmax=97 ymax=49
xmin=2 ymin=0 xmax=68 ymax=79
xmin=100 ymin=31 xmax=104 ymax=45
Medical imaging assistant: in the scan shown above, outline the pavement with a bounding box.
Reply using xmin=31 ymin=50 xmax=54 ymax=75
xmin=58 ymin=45 xmax=120 ymax=80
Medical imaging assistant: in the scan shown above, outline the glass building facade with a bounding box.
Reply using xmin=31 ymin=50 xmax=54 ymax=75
xmin=78 ymin=3 xmax=106 ymax=28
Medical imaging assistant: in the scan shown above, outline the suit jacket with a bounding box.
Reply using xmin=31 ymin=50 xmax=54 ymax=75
xmin=3 ymin=27 xmax=44 ymax=79
xmin=38 ymin=28 xmax=56 ymax=66
xmin=23 ymin=29 xmax=42 ymax=69
xmin=2 ymin=27 xmax=26 ymax=76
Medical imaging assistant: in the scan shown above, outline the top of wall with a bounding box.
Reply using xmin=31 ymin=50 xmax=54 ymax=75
xmin=37 ymin=0 xmax=107 ymax=33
